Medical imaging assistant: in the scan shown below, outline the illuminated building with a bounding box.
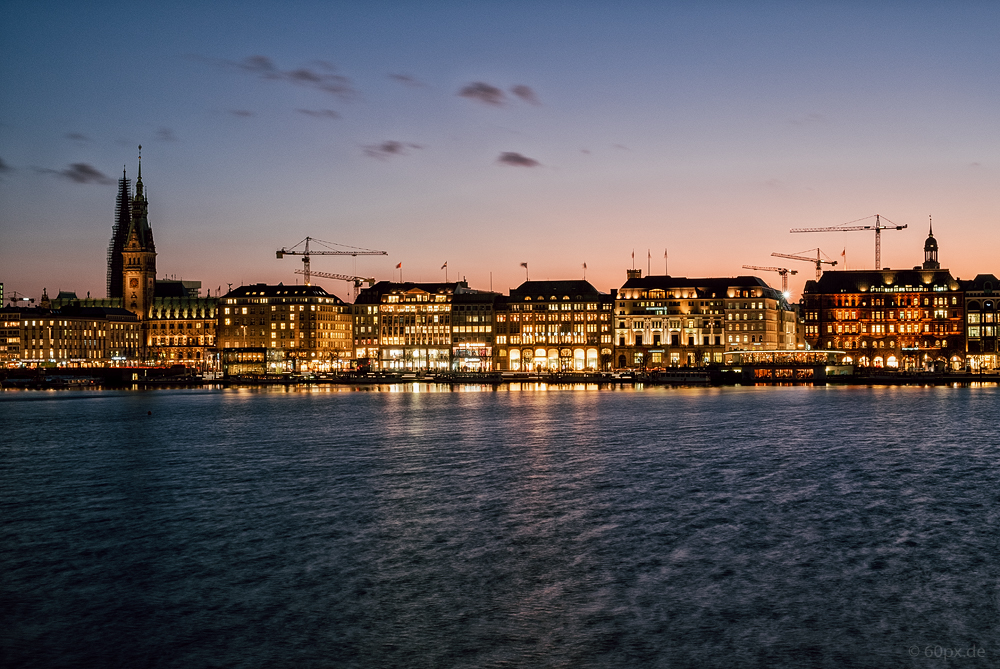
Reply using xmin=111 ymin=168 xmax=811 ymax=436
xmin=218 ymin=284 xmax=352 ymax=375
xmin=1 ymin=306 xmax=23 ymax=364
xmin=614 ymin=271 xmax=796 ymax=369
xmin=1 ymin=303 xmax=141 ymax=366
xmin=146 ymin=290 xmax=218 ymax=368
xmin=961 ymin=274 xmax=999 ymax=371
xmin=800 ymin=226 xmax=965 ymax=370
xmin=360 ymin=281 xmax=479 ymax=371
xmin=351 ymin=286 xmax=383 ymax=368
xmin=494 ymin=280 xmax=614 ymax=372
xmin=450 ymin=290 xmax=500 ymax=371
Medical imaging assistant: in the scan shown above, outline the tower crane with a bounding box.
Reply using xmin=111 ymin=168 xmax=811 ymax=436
xmin=295 ymin=269 xmax=375 ymax=299
xmin=771 ymin=249 xmax=837 ymax=281
xmin=276 ymin=237 xmax=387 ymax=286
xmin=741 ymin=265 xmax=798 ymax=295
xmin=790 ymin=214 xmax=906 ymax=270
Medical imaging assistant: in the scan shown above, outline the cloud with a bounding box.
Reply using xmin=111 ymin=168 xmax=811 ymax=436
xmin=362 ymin=141 xmax=423 ymax=159
xmin=229 ymin=109 xmax=254 ymax=117
xmin=65 ymin=132 xmax=89 ymax=141
xmin=231 ymin=55 xmax=358 ymax=100
xmin=0 ymin=156 xmax=12 ymax=173
xmin=458 ymin=82 xmax=505 ymax=106
xmin=41 ymin=163 xmax=114 ymax=184
xmin=389 ymin=73 xmax=426 ymax=88
xmin=510 ymin=85 xmax=540 ymax=105
xmin=497 ymin=152 xmax=540 ymax=167
xmin=156 ymin=127 xmax=178 ymax=141
xmin=297 ymin=109 xmax=341 ymax=120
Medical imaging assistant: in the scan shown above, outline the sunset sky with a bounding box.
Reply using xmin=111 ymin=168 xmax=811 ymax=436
xmin=2 ymin=1 xmax=998 ymax=303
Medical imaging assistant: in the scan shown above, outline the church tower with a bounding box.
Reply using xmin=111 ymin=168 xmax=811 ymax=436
xmin=107 ymin=168 xmax=132 ymax=298
xmin=922 ymin=217 xmax=940 ymax=270
xmin=121 ymin=146 xmax=157 ymax=319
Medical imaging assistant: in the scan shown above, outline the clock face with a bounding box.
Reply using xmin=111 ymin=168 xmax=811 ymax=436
xmin=130 ymin=278 xmax=139 ymax=288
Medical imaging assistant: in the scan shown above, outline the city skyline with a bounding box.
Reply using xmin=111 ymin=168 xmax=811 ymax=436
xmin=3 ymin=1 xmax=999 ymax=303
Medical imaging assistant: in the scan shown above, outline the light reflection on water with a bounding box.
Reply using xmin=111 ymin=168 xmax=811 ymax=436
xmin=2 ymin=385 xmax=999 ymax=668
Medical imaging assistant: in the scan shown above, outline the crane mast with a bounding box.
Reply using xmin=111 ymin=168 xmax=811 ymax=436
xmin=741 ymin=265 xmax=797 ymax=294
xmin=771 ymin=249 xmax=837 ymax=281
xmin=277 ymin=237 xmax=387 ymax=286
xmin=790 ymin=214 xmax=907 ymax=269
xmin=295 ymin=269 xmax=375 ymax=299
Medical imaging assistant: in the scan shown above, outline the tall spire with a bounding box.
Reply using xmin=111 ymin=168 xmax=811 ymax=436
xmin=135 ymin=144 xmax=143 ymax=198
xmin=928 ymin=214 xmax=933 ymax=237
xmin=107 ymin=167 xmax=133 ymax=298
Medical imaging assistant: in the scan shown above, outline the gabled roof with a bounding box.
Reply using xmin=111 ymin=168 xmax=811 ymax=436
xmin=803 ymin=269 xmax=959 ymax=294
xmin=508 ymin=279 xmax=604 ymax=300
xmin=618 ymin=275 xmax=782 ymax=300
xmin=224 ymin=284 xmax=341 ymax=302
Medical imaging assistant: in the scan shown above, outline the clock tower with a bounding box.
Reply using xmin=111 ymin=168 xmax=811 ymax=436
xmin=121 ymin=146 xmax=157 ymax=320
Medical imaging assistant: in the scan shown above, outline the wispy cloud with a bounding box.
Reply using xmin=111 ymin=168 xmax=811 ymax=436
xmin=156 ymin=127 xmax=178 ymax=141
xmin=0 ymin=156 xmax=12 ymax=173
xmin=497 ymin=152 xmax=540 ymax=167
xmin=297 ymin=109 xmax=341 ymax=120
xmin=65 ymin=132 xmax=89 ymax=142
xmin=363 ymin=141 xmax=423 ymax=160
xmin=229 ymin=109 xmax=254 ymax=117
xmin=39 ymin=163 xmax=113 ymax=184
xmin=510 ymin=85 xmax=540 ymax=105
xmin=389 ymin=73 xmax=426 ymax=88
xmin=230 ymin=55 xmax=358 ymax=100
xmin=458 ymin=82 xmax=505 ymax=106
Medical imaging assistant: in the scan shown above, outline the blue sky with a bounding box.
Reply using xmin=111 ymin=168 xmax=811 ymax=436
xmin=2 ymin=1 xmax=998 ymax=301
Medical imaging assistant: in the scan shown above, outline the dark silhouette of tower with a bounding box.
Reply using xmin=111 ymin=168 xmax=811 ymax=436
xmin=122 ymin=146 xmax=157 ymax=319
xmin=107 ymin=168 xmax=132 ymax=298
xmin=923 ymin=217 xmax=940 ymax=270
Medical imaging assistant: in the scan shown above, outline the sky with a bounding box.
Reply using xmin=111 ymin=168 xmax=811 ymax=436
xmin=2 ymin=1 xmax=999 ymax=303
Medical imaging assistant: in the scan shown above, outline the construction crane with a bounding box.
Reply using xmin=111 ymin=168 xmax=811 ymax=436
xmin=295 ymin=269 xmax=375 ymax=299
xmin=276 ymin=237 xmax=387 ymax=286
xmin=741 ymin=265 xmax=798 ymax=295
xmin=771 ymin=249 xmax=837 ymax=281
xmin=790 ymin=214 xmax=906 ymax=270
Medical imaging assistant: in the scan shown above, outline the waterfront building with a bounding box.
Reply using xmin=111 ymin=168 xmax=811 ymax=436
xmin=961 ymin=274 xmax=999 ymax=371
xmin=614 ymin=271 xmax=796 ymax=369
xmin=217 ymin=283 xmax=352 ymax=375
xmin=494 ymin=280 xmax=614 ymax=372
xmin=800 ymin=226 xmax=965 ymax=370
xmin=46 ymin=151 xmax=219 ymax=368
xmin=450 ymin=289 xmax=500 ymax=371
xmin=146 ymin=290 xmax=219 ymax=369
xmin=1 ymin=303 xmax=141 ymax=366
xmin=352 ymin=284 xmax=383 ymax=369
xmin=357 ymin=281 xmax=474 ymax=371
xmin=1 ymin=306 xmax=23 ymax=364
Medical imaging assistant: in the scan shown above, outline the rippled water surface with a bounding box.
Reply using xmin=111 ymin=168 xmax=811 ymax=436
xmin=2 ymin=384 xmax=1000 ymax=668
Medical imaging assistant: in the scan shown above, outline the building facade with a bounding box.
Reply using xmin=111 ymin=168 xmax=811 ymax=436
xmin=494 ymin=280 xmax=614 ymax=372
xmin=800 ymin=227 xmax=965 ymax=370
xmin=960 ymin=274 xmax=999 ymax=371
xmin=371 ymin=282 xmax=470 ymax=371
xmin=614 ymin=271 xmax=797 ymax=369
xmin=217 ymin=284 xmax=352 ymax=374
xmin=1 ymin=305 xmax=141 ymax=366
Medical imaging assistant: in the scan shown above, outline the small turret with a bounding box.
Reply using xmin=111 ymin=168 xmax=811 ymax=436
xmin=922 ymin=216 xmax=939 ymax=270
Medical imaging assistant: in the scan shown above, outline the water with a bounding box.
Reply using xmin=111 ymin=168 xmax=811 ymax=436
xmin=2 ymin=384 xmax=999 ymax=668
